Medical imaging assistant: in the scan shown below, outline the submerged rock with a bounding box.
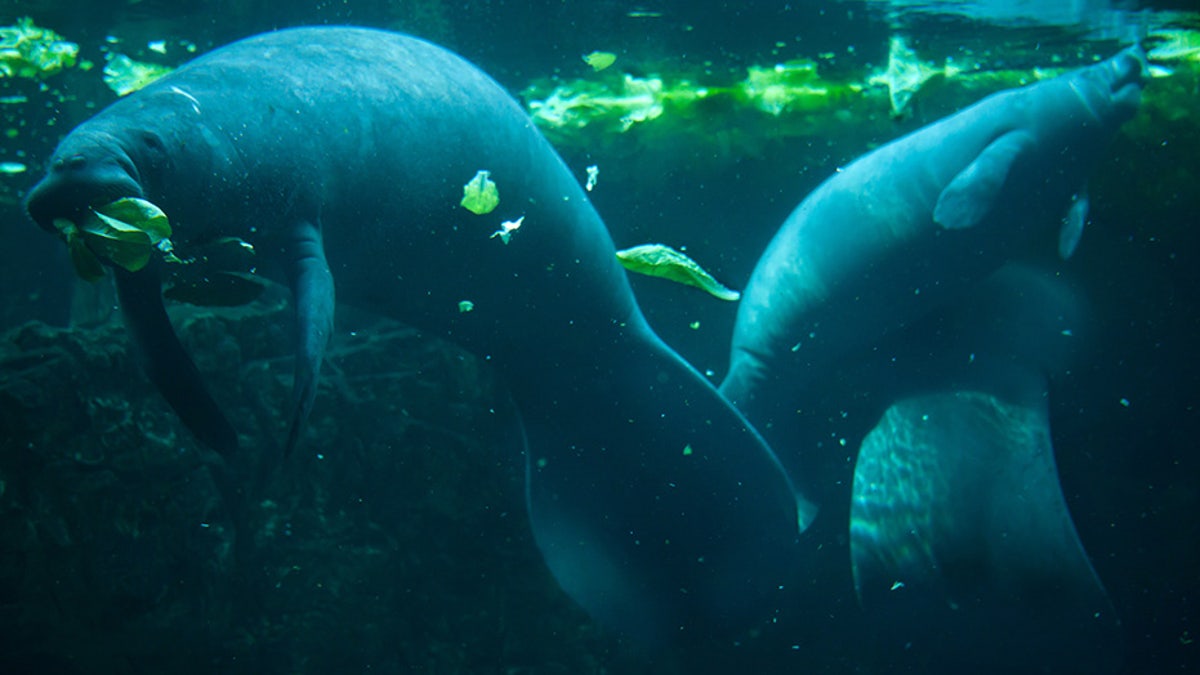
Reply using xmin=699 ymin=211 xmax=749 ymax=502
xmin=0 ymin=297 xmax=631 ymax=673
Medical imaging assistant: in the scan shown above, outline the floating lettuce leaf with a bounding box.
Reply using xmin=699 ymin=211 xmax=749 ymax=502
xmin=616 ymin=243 xmax=740 ymax=301
xmin=0 ymin=17 xmax=78 ymax=79
xmin=1147 ymin=29 xmax=1200 ymax=63
xmin=868 ymin=36 xmax=946 ymax=116
xmin=526 ymin=74 xmax=676 ymax=132
xmin=461 ymin=170 xmax=500 ymax=214
xmin=582 ymin=51 xmax=617 ymax=72
xmin=103 ymin=53 xmax=174 ymax=96
xmin=739 ymin=59 xmax=829 ymax=115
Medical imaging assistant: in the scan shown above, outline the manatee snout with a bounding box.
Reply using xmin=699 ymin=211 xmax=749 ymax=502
xmin=1105 ymin=47 xmax=1145 ymax=112
xmin=25 ymin=151 xmax=142 ymax=233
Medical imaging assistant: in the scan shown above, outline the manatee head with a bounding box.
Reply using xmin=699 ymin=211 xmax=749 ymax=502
xmin=1073 ymin=45 xmax=1144 ymax=124
xmin=25 ymin=126 xmax=144 ymax=235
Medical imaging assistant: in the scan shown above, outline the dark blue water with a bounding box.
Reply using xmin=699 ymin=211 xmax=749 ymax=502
xmin=0 ymin=2 xmax=1196 ymax=673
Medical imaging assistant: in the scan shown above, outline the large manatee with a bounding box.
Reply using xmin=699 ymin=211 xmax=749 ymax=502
xmin=24 ymin=27 xmax=803 ymax=642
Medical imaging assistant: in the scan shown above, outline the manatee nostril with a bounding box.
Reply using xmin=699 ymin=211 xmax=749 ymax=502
xmin=59 ymin=154 xmax=88 ymax=170
xmin=1111 ymin=51 xmax=1144 ymax=88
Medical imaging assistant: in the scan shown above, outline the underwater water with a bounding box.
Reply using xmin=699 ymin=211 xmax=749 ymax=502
xmin=0 ymin=1 xmax=1196 ymax=673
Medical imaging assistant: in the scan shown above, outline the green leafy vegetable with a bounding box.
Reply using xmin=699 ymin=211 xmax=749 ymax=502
xmin=53 ymin=197 xmax=174 ymax=280
xmin=616 ymin=243 xmax=740 ymax=301
xmin=738 ymin=59 xmax=829 ymax=115
xmin=0 ymin=17 xmax=78 ymax=79
xmin=867 ymin=36 xmax=947 ymax=116
xmin=582 ymin=51 xmax=617 ymax=72
xmin=460 ymin=170 xmax=500 ymax=214
xmin=103 ymin=53 xmax=174 ymax=96
xmin=93 ymin=197 xmax=172 ymax=242
xmin=59 ymin=221 xmax=104 ymax=282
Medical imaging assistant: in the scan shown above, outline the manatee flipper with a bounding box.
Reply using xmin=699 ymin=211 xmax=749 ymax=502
xmin=1058 ymin=188 xmax=1089 ymax=260
xmin=522 ymin=330 xmax=802 ymax=643
xmin=283 ymin=221 xmax=335 ymax=456
xmin=115 ymin=267 xmax=239 ymax=454
xmin=933 ymin=130 xmax=1037 ymax=230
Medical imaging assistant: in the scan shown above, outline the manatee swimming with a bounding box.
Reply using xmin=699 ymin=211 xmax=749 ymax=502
xmin=712 ymin=47 xmax=1143 ymax=670
xmin=24 ymin=26 xmax=803 ymax=642
xmin=721 ymin=47 xmax=1145 ymax=458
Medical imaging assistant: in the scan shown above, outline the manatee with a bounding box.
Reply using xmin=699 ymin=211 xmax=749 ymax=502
xmin=24 ymin=27 xmax=802 ymax=643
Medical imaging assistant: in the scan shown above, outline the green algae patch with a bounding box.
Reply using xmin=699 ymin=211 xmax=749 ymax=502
xmin=0 ymin=17 xmax=78 ymax=79
xmin=461 ymin=170 xmax=500 ymax=214
xmin=103 ymin=53 xmax=174 ymax=96
xmin=616 ymin=243 xmax=740 ymax=301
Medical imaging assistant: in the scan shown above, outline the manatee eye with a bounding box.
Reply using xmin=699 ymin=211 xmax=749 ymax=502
xmin=140 ymin=131 xmax=165 ymax=153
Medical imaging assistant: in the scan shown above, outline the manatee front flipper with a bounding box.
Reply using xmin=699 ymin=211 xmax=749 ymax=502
xmin=522 ymin=330 xmax=803 ymax=643
xmin=114 ymin=266 xmax=239 ymax=454
xmin=282 ymin=221 xmax=334 ymax=456
xmin=933 ymin=130 xmax=1037 ymax=230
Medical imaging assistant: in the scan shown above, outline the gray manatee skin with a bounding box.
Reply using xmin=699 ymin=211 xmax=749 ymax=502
xmin=720 ymin=48 xmax=1143 ymax=449
xmin=24 ymin=27 xmax=802 ymax=643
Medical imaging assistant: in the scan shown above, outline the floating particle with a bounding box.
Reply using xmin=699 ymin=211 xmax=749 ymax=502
xmin=490 ymin=215 xmax=524 ymax=244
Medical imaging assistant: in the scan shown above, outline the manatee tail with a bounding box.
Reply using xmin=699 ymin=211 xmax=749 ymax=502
xmin=850 ymin=391 xmax=1121 ymax=671
xmin=115 ymin=267 xmax=239 ymax=454
xmin=520 ymin=329 xmax=805 ymax=643
xmin=847 ymin=264 xmax=1120 ymax=671
xmin=282 ymin=220 xmax=335 ymax=457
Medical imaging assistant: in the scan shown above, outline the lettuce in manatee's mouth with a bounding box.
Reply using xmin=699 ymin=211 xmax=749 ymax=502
xmin=53 ymin=196 xmax=174 ymax=281
xmin=53 ymin=196 xmax=269 ymax=307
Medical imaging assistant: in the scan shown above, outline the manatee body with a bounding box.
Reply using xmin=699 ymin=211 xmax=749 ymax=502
xmin=25 ymin=27 xmax=802 ymax=642
xmin=721 ymin=48 xmax=1143 ymax=450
